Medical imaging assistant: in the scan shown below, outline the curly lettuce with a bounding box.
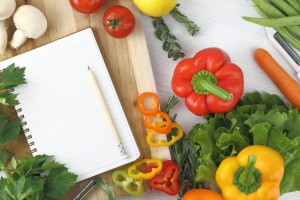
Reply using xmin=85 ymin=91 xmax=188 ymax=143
xmin=188 ymin=92 xmax=300 ymax=194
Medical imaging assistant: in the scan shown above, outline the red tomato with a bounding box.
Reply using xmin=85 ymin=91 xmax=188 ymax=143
xmin=103 ymin=5 xmax=135 ymax=38
xmin=69 ymin=0 xmax=104 ymax=14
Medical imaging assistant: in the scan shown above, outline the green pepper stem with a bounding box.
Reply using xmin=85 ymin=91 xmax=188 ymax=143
xmin=191 ymin=70 xmax=233 ymax=101
xmin=239 ymin=155 xmax=257 ymax=186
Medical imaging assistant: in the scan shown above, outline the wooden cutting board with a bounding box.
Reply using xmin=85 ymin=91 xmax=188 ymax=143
xmin=0 ymin=0 xmax=170 ymax=199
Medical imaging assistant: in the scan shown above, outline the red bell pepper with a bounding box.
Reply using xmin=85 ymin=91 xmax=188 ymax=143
xmin=148 ymin=160 xmax=180 ymax=195
xmin=171 ymin=47 xmax=244 ymax=116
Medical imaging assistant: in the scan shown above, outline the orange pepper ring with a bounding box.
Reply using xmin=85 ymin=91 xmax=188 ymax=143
xmin=143 ymin=112 xmax=173 ymax=134
xmin=137 ymin=92 xmax=160 ymax=116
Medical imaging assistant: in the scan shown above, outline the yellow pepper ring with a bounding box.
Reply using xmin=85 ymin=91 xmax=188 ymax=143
xmin=127 ymin=158 xmax=162 ymax=180
xmin=146 ymin=121 xmax=184 ymax=147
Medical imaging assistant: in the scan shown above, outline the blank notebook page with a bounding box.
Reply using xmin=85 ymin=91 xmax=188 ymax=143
xmin=0 ymin=28 xmax=140 ymax=182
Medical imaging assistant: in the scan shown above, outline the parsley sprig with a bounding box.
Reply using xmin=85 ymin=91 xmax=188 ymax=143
xmin=0 ymin=154 xmax=78 ymax=200
xmin=0 ymin=64 xmax=26 ymax=106
xmin=0 ymin=64 xmax=77 ymax=200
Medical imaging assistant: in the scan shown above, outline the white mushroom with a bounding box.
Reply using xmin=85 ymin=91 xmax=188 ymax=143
xmin=10 ymin=5 xmax=47 ymax=49
xmin=0 ymin=0 xmax=16 ymax=54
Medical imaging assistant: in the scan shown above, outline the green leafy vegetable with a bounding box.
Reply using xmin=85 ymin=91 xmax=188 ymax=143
xmin=188 ymin=92 xmax=300 ymax=195
xmin=0 ymin=93 xmax=20 ymax=106
xmin=0 ymin=64 xmax=26 ymax=90
xmin=0 ymin=63 xmax=26 ymax=106
xmin=44 ymin=167 xmax=77 ymax=199
xmin=0 ymin=114 xmax=21 ymax=146
xmin=0 ymin=154 xmax=77 ymax=200
xmin=5 ymin=176 xmax=45 ymax=200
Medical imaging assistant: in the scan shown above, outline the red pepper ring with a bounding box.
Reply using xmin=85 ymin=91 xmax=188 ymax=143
xmin=143 ymin=111 xmax=173 ymax=134
xmin=149 ymin=160 xmax=180 ymax=195
xmin=137 ymin=92 xmax=160 ymax=116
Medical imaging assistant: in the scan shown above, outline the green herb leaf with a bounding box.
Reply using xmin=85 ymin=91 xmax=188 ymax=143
xmin=0 ymin=114 xmax=21 ymax=147
xmin=0 ymin=178 xmax=10 ymax=200
xmin=152 ymin=17 xmax=185 ymax=61
xmin=0 ymin=64 xmax=26 ymax=90
xmin=0 ymin=150 xmax=12 ymax=169
xmin=5 ymin=176 xmax=44 ymax=200
xmin=15 ymin=155 xmax=67 ymax=178
xmin=170 ymin=6 xmax=200 ymax=36
xmin=0 ymin=92 xmax=19 ymax=106
xmin=44 ymin=167 xmax=77 ymax=199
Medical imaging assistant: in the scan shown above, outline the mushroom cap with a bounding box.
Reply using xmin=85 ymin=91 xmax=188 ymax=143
xmin=13 ymin=5 xmax=47 ymax=39
xmin=0 ymin=0 xmax=16 ymax=20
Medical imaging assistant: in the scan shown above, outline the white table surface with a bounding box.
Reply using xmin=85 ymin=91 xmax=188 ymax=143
xmin=120 ymin=0 xmax=300 ymax=199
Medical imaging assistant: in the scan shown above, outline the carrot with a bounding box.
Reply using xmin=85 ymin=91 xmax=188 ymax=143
xmin=254 ymin=48 xmax=300 ymax=109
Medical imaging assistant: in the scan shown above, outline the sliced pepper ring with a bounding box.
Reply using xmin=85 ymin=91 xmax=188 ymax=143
xmin=143 ymin=111 xmax=173 ymax=134
xmin=149 ymin=160 xmax=180 ymax=195
xmin=127 ymin=158 xmax=162 ymax=180
xmin=112 ymin=169 xmax=144 ymax=197
xmin=146 ymin=122 xmax=183 ymax=147
xmin=137 ymin=92 xmax=160 ymax=116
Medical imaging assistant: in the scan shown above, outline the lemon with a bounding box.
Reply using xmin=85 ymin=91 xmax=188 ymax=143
xmin=133 ymin=0 xmax=177 ymax=17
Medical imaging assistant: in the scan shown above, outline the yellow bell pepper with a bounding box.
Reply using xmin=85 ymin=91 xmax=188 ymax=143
xmin=216 ymin=145 xmax=284 ymax=200
xmin=127 ymin=158 xmax=162 ymax=180
xmin=146 ymin=122 xmax=183 ymax=147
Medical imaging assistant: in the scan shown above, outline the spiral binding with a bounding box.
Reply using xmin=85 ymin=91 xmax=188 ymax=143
xmin=13 ymin=104 xmax=37 ymax=154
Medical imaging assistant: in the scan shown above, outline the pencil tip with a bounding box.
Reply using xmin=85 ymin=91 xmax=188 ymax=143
xmin=87 ymin=66 xmax=90 ymax=70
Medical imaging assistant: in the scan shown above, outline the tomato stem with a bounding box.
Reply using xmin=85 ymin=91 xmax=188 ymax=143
xmin=191 ymin=70 xmax=233 ymax=101
xmin=104 ymin=17 xmax=124 ymax=30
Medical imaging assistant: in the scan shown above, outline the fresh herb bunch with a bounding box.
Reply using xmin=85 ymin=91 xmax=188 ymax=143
xmin=152 ymin=5 xmax=200 ymax=61
xmin=0 ymin=64 xmax=77 ymax=199
xmin=161 ymin=96 xmax=200 ymax=199
xmin=0 ymin=154 xmax=77 ymax=200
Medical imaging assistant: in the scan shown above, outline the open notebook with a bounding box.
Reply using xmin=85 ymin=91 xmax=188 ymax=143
xmin=0 ymin=28 xmax=140 ymax=182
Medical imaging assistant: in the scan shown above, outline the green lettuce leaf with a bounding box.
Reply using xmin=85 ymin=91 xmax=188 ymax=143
xmin=188 ymin=92 xmax=300 ymax=194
